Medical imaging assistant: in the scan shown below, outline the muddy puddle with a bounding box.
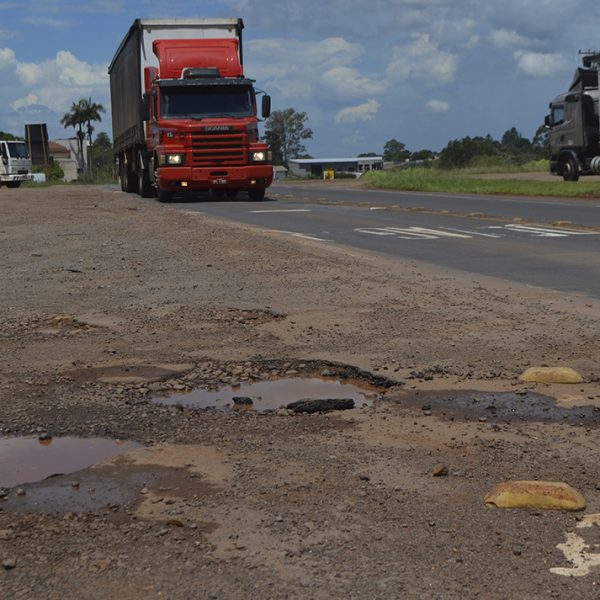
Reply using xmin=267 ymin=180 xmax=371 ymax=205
xmin=153 ymin=377 xmax=380 ymax=412
xmin=0 ymin=436 xmax=141 ymax=489
xmin=399 ymin=390 xmax=600 ymax=425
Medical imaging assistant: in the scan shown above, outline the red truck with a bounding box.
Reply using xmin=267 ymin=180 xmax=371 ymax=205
xmin=108 ymin=18 xmax=272 ymax=202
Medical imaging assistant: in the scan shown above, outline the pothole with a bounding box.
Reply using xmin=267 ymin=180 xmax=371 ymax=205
xmin=153 ymin=376 xmax=382 ymax=412
xmin=66 ymin=363 xmax=193 ymax=384
xmin=0 ymin=436 xmax=141 ymax=489
xmin=399 ymin=390 xmax=600 ymax=425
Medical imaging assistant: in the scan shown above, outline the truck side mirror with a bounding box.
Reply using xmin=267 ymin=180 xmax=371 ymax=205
xmin=0 ymin=145 xmax=7 ymax=165
xmin=544 ymin=115 xmax=551 ymax=127
xmin=262 ymin=95 xmax=271 ymax=119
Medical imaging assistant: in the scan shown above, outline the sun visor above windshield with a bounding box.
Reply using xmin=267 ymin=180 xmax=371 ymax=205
xmin=153 ymin=39 xmax=242 ymax=79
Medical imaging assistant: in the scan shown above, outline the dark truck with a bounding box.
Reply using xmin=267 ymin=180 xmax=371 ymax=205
xmin=108 ymin=18 xmax=272 ymax=201
xmin=546 ymin=52 xmax=600 ymax=181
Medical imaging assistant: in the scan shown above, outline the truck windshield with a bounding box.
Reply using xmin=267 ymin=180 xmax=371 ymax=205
xmin=7 ymin=142 xmax=30 ymax=159
xmin=160 ymin=85 xmax=253 ymax=119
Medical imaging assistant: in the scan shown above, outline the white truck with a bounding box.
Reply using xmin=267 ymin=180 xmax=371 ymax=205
xmin=0 ymin=139 xmax=33 ymax=188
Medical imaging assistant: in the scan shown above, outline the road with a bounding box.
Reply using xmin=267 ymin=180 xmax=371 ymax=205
xmin=168 ymin=183 xmax=600 ymax=298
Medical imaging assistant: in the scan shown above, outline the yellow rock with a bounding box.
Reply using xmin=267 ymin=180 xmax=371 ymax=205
xmin=518 ymin=367 xmax=583 ymax=384
xmin=485 ymin=481 xmax=586 ymax=511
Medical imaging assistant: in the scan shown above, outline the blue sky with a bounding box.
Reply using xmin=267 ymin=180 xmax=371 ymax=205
xmin=1 ymin=0 xmax=599 ymax=156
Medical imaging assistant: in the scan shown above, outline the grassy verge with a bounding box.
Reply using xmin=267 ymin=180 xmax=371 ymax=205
xmin=362 ymin=167 xmax=600 ymax=198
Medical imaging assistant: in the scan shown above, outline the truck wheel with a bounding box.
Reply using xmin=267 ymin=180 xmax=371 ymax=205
xmin=562 ymin=156 xmax=579 ymax=181
xmin=248 ymin=189 xmax=265 ymax=201
xmin=138 ymin=168 xmax=153 ymax=198
xmin=120 ymin=160 xmax=138 ymax=193
xmin=6 ymin=182 xmax=21 ymax=188
xmin=157 ymin=189 xmax=173 ymax=203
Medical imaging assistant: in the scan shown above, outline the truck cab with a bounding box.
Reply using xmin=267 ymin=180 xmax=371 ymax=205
xmin=546 ymin=56 xmax=600 ymax=181
xmin=0 ymin=140 xmax=33 ymax=188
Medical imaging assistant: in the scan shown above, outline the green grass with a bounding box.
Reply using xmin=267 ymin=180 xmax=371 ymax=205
xmin=362 ymin=167 xmax=600 ymax=198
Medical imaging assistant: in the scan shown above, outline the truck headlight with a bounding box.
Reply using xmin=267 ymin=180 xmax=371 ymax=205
xmin=159 ymin=153 xmax=185 ymax=166
xmin=251 ymin=151 xmax=266 ymax=162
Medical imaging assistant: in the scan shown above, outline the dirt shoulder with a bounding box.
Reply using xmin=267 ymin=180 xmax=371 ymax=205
xmin=1 ymin=185 xmax=600 ymax=599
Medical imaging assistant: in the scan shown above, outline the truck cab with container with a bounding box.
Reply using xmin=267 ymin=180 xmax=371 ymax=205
xmin=0 ymin=140 xmax=33 ymax=188
xmin=108 ymin=18 xmax=272 ymax=202
xmin=546 ymin=52 xmax=600 ymax=181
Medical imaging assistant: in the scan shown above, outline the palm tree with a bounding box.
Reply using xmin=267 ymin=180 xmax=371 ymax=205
xmin=60 ymin=98 xmax=105 ymax=174
xmin=60 ymin=101 xmax=86 ymax=172
xmin=78 ymin=97 xmax=105 ymax=175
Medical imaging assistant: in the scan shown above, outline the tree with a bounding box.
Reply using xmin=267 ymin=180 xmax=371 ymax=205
xmin=438 ymin=136 xmax=498 ymax=169
xmin=358 ymin=152 xmax=379 ymax=157
xmin=0 ymin=131 xmax=23 ymax=141
xmin=410 ymin=149 xmax=435 ymax=161
xmin=383 ymin=139 xmax=411 ymax=162
xmin=264 ymin=108 xmax=313 ymax=166
xmin=532 ymin=124 xmax=549 ymax=158
xmin=60 ymin=97 xmax=105 ymax=174
xmin=60 ymin=101 xmax=86 ymax=172
xmin=78 ymin=97 xmax=105 ymax=175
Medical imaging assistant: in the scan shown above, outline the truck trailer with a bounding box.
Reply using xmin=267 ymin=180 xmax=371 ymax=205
xmin=108 ymin=18 xmax=272 ymax=201
xmin=546 ymin=52 xmax=600 ymax=181
xmin=0 ymin=139 xmax=33 ymax=188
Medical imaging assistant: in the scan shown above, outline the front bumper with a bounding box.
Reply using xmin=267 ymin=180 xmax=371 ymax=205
xmin=1 ymin=174 xmax=33 ymax=183
xmin=157 ymin=164 xmax=273 ymax=191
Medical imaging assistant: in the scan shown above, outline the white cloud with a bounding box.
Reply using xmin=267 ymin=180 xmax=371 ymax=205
xmin=490 ymin=29 xmax=530 ymax=48
xmin=320 ymin=66 xmax=387 ymax=99
xmin=513 ymin=51 xmax=568 ymax=77
xmin=425 ymin=100 xmax=450 ymax=113
xmin=246 ymin=37 xmax=370 ymax=103
xmin=24 ymin=16 xmax=69 ymax=28
xmin=11 ymin=93 xmax=38 ymax=110
xmin=0 ymin=47 xmax=16 ymax=67
xmin=387 ymin=34 xmax=457 ymax=85
xmin=335 ymin=99 xmax=380 ymax=124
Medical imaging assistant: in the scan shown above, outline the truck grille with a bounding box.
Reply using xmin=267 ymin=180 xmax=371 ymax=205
xmin=190 ymin=132 xmax=245 ymax=166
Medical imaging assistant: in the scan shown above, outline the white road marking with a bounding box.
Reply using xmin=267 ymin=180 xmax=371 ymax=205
xmin=440 ymin=227 xmax=502 ymax=239
xmin=551 ymin=513 xmax=600 ymax=577
xmin=355 ymin=226 xmax=472 ymax=240
xmin=251 ymin=209 xmax=311 ymax=214
xmin=502 ymin=224 xmax=597 ymax=237
xmin=270 ymin=229 xmax=331 ymax=242
xmin=369 ymin=207 xmax=387 ymax=211
xmin=290 ymin=233 xmax=331 ymax=242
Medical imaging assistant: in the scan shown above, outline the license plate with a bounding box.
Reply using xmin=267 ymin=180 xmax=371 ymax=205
xmin=211 ymin=178 xmax=228 ymax=185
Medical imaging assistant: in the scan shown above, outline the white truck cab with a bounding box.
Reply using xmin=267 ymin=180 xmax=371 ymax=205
xmin=0 ymin=140 xmax=33 ymax=188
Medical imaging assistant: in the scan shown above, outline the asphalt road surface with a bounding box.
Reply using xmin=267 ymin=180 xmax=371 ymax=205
xmin=167 ymin=183 xmax=600 ymax=299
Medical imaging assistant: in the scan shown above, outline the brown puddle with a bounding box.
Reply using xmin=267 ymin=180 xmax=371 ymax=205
xmin=153 ymin=377 xmax=380 ymax=412
xmin=0 ymin=437 xmax=141 ymax=488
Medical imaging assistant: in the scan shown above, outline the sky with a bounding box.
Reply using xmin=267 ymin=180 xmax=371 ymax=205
xmin=1 ymin=0 xmax=599 ymax=156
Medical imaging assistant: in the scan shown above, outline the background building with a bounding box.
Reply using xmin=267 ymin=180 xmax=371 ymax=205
xmin=288 ymin=157 xmax=383 ymax=178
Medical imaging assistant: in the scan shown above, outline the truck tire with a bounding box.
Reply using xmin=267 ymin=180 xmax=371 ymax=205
xmin=248 ymin=188 xmax=265 ymax=201
xmin=6 ymin=181 xmax=21 ymax=188
xmin=138 ymin=168 xmax=153 ymax=198
xmin=157 ymin=189 xmax=173 ymax=203
xmin=562 ymin=156 xmax=579 ymax=181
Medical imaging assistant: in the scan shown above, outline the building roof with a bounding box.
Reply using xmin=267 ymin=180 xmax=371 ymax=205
xmin=47 ymin=141 xmax=71 ymax=156
xmin=290 ymin=157 xmax=383 ymax=164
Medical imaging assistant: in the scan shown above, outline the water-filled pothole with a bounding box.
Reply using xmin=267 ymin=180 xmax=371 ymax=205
xmin=153 ymin=377 xmax=381 ymax=412
xmin=0 ymin=437 xmax=141 ymax=488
